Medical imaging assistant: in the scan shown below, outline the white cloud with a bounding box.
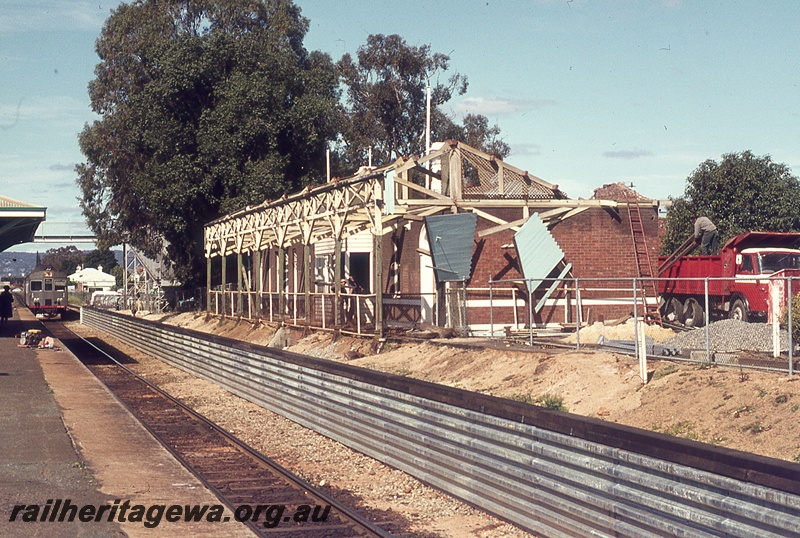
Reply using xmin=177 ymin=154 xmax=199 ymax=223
xmin=453 ymin=96 xmax=557 ymax=117
xmin=0 ymin=1 xmax=117 ymax=33
xmin=603 ymin=148 xmax=654 ymax=160
xmin=508 ymin=142 xmax=542 ymax=158
xmin=0 ymin=95 xmax=87 ymax=126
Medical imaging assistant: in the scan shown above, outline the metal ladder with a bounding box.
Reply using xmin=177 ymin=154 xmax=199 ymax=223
xmin=626 ymin=195 xmax=662 ymax=325
xmin=657 ymin=235 xmax=697 ymax=275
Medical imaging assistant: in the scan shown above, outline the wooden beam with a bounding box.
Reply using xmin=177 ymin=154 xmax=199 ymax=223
xmin=477 ymin=217 xmax=529 ymax=238
xmin=393 ymin=175 xmax=450 ymax=200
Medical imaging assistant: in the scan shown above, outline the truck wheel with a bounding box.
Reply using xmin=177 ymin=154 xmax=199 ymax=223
xmin=730 ymin=298 xmax=749 ymax=322
xmin=683 ymin=298 xmax=705 ymax=328
xmin=663 ymin=297 xmax=684 ymax=324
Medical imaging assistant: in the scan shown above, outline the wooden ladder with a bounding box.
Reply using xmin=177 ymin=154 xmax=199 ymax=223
xmin=626 ymin=195 xmax=662 ymax=325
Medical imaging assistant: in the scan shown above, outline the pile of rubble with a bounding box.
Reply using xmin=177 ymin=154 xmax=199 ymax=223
xmin=561 ymin=318 xmax=676 ymax=344
xmin=663 ymin=319 xmax=790 ymax=353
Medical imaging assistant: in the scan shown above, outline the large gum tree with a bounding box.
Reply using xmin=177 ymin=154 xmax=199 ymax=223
xmin=77 ymin=0 xmax=341 ymax=285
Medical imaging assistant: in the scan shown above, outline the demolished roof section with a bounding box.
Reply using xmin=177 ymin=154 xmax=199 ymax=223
xmin=204 ymin=140 xmax=615 ymax=258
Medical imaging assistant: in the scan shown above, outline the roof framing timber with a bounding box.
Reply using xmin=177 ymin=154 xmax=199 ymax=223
xmin=204 ymin=141 xmax=654 ymax=258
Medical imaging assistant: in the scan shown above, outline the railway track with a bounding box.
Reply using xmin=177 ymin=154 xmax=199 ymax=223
xmin=46 ymin=320 xmax=392 ymax=538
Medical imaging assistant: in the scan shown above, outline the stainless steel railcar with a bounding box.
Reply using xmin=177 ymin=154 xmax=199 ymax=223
xmin=25 ymin=267 xmax=68 ymax=319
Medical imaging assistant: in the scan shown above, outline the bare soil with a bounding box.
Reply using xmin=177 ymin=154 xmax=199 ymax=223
xmin=148 ymin=312 xmax=800 ymax=463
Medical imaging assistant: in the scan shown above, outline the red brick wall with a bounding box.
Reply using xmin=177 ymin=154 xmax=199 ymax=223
xmin=466 ymin=205 xmax=661 ymax=325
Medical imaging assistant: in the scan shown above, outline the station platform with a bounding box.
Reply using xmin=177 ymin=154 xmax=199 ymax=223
xmin=0 ymin=306 xmax=254 ymax=537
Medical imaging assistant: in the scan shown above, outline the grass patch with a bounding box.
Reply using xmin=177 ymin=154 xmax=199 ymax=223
xmin=775 ymin=394 xmax=789 ymax=405
xmin=742 ymin=422 xmax=768 ymax=435
xmin=658 ymin=421 xmax=700 ymax=441
xmin=533 ymin=393 xmax=568 ymax=412
xmin=652 ymin=364 xmax=678 ymax=381
xmin=510 ymin=393 xmax=533 ymax=405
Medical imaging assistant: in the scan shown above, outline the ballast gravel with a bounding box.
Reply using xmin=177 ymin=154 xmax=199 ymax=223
xmin=663 ymin=319 xmax=790 ymax=353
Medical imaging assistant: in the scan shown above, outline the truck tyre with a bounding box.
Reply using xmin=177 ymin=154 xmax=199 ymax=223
xmin=683 ymin=298 xmax=705 ymax=328
xmin=663 ymin=297 xmax=684 ymax=324
xmin=730 ymin=298 xmax=749 ymax=322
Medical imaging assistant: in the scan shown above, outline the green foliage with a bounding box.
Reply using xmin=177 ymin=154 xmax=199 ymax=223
xmin=661 ymin=151 xmax=800 ymax=254
xmin=533 ymin=393 xmax=568 ymax=412
xmin=82 ymin=249 xmax=118 ymax=272
xmin=77 ymin=0 xmax=341 ymax=286
xmin=652 ymin=364 xmax=679 ymax=380
xmin=510 ymin=393 xmax=533 ymax=404
xmin=336 ymin=34 xmax=464 ymax=169
xmin=335 ymin=34 xmax=509 ymax=171
xmin=41 ymin=246 xmax=84 ymax=274
xmin=657 ymin=420 xmax=700 ymax=441
xmin=40 ymin=247 xmax=120 ymax=277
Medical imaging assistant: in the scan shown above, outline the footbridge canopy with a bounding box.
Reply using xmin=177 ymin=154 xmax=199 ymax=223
xmin=0 ymin=195 xmax=46 ymax=252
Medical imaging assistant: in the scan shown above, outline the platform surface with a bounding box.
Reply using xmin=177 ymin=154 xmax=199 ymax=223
xmin=0 ymin=306 xmax=254 ymax=537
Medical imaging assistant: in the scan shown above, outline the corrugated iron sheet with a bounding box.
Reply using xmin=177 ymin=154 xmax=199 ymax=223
xmin=425 ymin=213 xmax=477 ymax=282
xmin=514 ymin=214 xmax=564 ymax=293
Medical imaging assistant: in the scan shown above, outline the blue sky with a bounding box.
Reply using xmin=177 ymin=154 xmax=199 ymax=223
xmin=2 ymin=0 xmax=800 ymax=249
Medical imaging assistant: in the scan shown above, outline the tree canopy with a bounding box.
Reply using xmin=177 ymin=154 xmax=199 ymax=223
xmin=661 ymin=151 xmax=800 ymax=254
xmin=335 ymin=34 xmax=509 ymax=171
xmin=77 ymin=0 xmax=341 ymax=285
xmin=40 ymin=246 xmax=118 ymax=275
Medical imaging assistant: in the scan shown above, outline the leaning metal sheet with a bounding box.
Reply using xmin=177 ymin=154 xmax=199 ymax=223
xmin=514 ymin=214 xmax=565 ymax=294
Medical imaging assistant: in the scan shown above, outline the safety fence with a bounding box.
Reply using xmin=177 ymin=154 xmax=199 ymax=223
xmin=206 ymin=288 xmax=441 ymax=336
xmin=488 ymin=275 xmax=799 ymax=375
xmin=80 ymin=307 xmax=800 ymax=537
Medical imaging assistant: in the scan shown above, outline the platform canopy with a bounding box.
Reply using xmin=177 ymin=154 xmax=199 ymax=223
xmin=0 ymin=195 xmax=46 ymax=252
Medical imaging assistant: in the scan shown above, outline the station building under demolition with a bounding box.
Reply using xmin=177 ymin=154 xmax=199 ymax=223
xmin=203 ymin=141 xmax=663 ymax=337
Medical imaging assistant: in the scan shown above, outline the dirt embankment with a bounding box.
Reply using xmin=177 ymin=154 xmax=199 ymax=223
xmin=142 ymin=312 xmax=800 ymax=463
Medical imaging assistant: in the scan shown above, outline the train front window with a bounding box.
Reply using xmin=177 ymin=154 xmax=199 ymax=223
xmin=55 ymin=281 xmax=66 ymax=291
xmin=44 ymin=279 xmax=53 ymax=291
xmin=30 ymin=280 xmax=43 ymax=291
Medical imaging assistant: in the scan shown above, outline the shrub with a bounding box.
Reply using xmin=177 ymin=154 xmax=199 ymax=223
xmin=534 ymin=393 xmax=568 ymax=412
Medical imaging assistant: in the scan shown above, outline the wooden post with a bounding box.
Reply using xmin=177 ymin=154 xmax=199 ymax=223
xmin=449 ymin=146 xmax=462 ymax=202
xmin=374 ymin=182 xmax=384 ymax=337
xmin=253 ymin=249 xmax=262 ymax=317
xmin=237 ymin=252 xmax=243 ymax=315
xmin=334 ymin=238 xmax=342 ymax=326
xmin=277 ymin=247 xmax=285 ymax=317
xmin=206 ymin=254 xmax=211 ymax=313
xmin=221 ymin=254 xmax=227 ymax=316
xmin=638 ymin=321 xmax=648 ymax=384
xmin=304 ymin=243 xmax=312 ymax=327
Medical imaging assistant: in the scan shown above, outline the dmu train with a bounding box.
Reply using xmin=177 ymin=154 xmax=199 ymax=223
xmin=25 ymin=267 xmax=68 ymax=319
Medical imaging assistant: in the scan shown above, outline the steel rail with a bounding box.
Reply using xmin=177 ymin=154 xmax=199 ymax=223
xmin=80 ymin=307 xmax=800 ymax=537
xmin=54 ymin=320 xmax=391 ymax=538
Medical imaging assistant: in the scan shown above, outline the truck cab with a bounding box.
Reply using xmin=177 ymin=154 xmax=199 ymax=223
xmin=737 ymin=248 xmax=800 ymax=275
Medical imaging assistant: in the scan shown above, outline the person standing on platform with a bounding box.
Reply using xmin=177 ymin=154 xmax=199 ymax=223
xmin=0 ymin=285 xmax=14 ymax=327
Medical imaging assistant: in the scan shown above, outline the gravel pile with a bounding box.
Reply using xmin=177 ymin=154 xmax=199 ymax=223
xmin=663 ymin=319 xmax=789 ymax=353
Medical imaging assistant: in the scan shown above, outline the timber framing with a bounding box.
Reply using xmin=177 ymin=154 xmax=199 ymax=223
xmin=204 ymin=140 xmax=643 ymax=258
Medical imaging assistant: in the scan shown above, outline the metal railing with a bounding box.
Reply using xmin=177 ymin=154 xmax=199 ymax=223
xmin=80 ymin=307 xmax=800 ymax=537
xmin=488 ymin=275 xmax=799 ymax=375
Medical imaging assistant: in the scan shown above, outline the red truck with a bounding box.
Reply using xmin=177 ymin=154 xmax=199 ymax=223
xmin=657 ymin=232 xmax=800 ymax=327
